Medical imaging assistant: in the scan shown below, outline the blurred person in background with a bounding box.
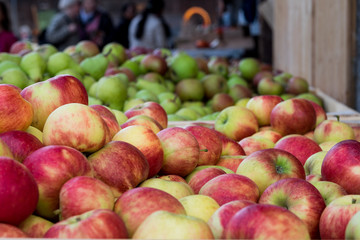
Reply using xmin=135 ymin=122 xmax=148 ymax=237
xmin=80 ymin=0 xmax=114 ymax=49
xmin=129 ymin=0 xmax=171 ymax=50
xmin=0 ymin=1 xmax=17 ymax=52
xmin=114 ymin=2 xmax=137 ymax=48
xmin=46 ymin=0 xmax=84 ymax=50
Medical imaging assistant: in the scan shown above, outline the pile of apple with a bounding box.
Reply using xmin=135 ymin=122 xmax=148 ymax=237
xmin=1 ymin=40 xmax=360 ymax=239
xmin=1 ymin=39 xmax=325 ymax=122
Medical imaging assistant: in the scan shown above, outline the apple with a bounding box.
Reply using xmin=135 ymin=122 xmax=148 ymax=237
xmin=216 ymin=155 xmax=246 ymax=172
xmin=96 ymin=75 xmax=127 ymax=110
xmin=319 ymin=195 xmax=360 ymax=239
xmin=88 ymin=141 xmax=149 ymax=197
xmin=207 ymin=200 xmax=255 ymax=239
xmin=257 ymin=77 xmax=284 ymax=95
xmin=270 ymin=98 xmax=316 ymax=135
xmin=90 ymin=104 xmax=120 ymax=140
xmin=110 ymin=109 xmax=128 ymax=125
xmin=187 ymin=167 xmax=226 ymax=194
xmin=259 ymin=178 xmax=326 ymax=238
xmin=0 ymin=223 xmax=28 ymax=238
xmin=75 ymin=40 xmax=99 ymax=58
xmin=0 ymin=84 xmax=33 ymax=133
xmin=321 ymin=140 xmax=360 ymax=194
xmin=156 ymin=127 xmax=200 ymax=177
xmin=179 ymin=194 xmax=220 ymax=222
xmin=214 ymin=130 xmax=246 ymax=155
xmin=9 ymin=40 xmax=32 ymax=54
xmin=304 ymin=151 xmax=327 ymax=176
xmin=157 ymin=174 xmax=187 ymax=183
xmin=118 ymin=67 xmax=136 ymax=82
xmin=140 ymin=54 xmax=168 ymax=75
xmin=309 ymin=101 xmax=327 ymax=127
xmin=44 ymin=209 xmax=128 ymax=238
xmin=224 ymin=204 xmax=310 ymax=239
xmin=0 ymin=138 xmax=14 ymax=159
xmin=184 ymin=125 xmax=222 ymax=166
xmin=113 ymin=126 xmax=163 ymax=178
xmin=285 ymin=76 xmax=309 ymax=95
xmin=345 ymin=211 xmax=360 ymax=239
xmin=103 ymin=42 xmax=127 ymax=67
xmin=236 ymin=149 xmax=306 ymax=194
xmin=114 ymin=187 xmax=186 ymax=236
xmin=238 ymin=57 xmax=260 ymax=80
xmin=252 ymin=70 xmax=273 ymax=87
xmin=21 ymin=75 xmax=88 ymax=131
xmin=313 ymin=181 xmax=347 ymax=205
xmin=0 ymin=157 xmax=38 ymax=225
xmin=195 ymin=57 xmax=209 ymax=73
xmin=314 ymin=119 xmax=355 ymax=144
xmin=23 ymin=145 xmax=92 ymax=220
xmin=59 ymin=176 xmax=114 ymax=220
xmin=134 ymin=210 xmax=214 ymax=239
xmin=208 ymin=57 xmax=229 ymax=77
xmin=139 ymin=178 xmax=194 ymax=199
xmin=18 ymin=215 xmax=54 ymax=238
xmin=214 ymin=106 xmax=258 ymax=141
xmin=0 ymin=130 xmax=43 ymax=163
xmin=319 ymin=141 xmax=338 ymax=151
xmin=246 ymin=95 xmax=283 ymax=126
xmin=168 ymin=52 xmax=199 ymax=82
xmin=239 ymin=135 xmax=275 ymax=155
xmin=42 ymin=103 xmax=108 ymax=153
xmin=175 ymin=78 xmax=204 ymax=101
xmin=352 ymin=125 xmax=360 ymax=141
xmin=227 ymin=75 xmax=248 ymax=88
xmin=211 ymin=93 xmax=235 ymax=111
xmin=121 ymin=115 xmax=163 ymax=134
xmin=274 ymin=134 xmax=322 ymax=165
xmin=252 ymin=129 xmax=283 ymax=143
xmin=201 ymin=74 xmax=228 ymax=99
xmin=125 ymin=101 xmax=167 ymax=129
xmin=306 ymin=174 xmax=323 ymax=184
xmin=199 ymin=174 xmax=259 ymax=205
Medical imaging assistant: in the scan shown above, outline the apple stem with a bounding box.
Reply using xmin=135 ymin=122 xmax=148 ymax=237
xmin=103 ymin=48 xmax=113 ymax=58
xmin=53 ymin=209 xmax=61 ymax=215
xmin=335 ymin=115 xmax=340 ymax=122
xmin=352 ymin=198 xmax=357 ymax=204
xmin=200 ymin=149 xmax=208 ymax=152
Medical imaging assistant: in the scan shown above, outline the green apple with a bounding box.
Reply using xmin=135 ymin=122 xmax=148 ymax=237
xmin=96 ymin=75 xmax=127 ymax=110
xmin=175 ymin=107 xmax=201 ymax=120
xmin=175 ymin=78 xmax=204 ymax=101
xmin=168 ymin=52 xmax=199 ymax=82
xmin=0 ymin=60 xmax=20 ymax=75
xmin=179 ymin=195 xmax=219 ymax=222
xmin=0 ymin=68 xmax=29 ymax=89
xmin=139 ymin=178 xmax=193 ymax=200
xmin=227 ymin=75 xmax=248 ymax=88
xmin=296 ymin=92 xmax=324 ymax=107
xmin=135 ymin=89 xmax=159 ymax=103
xmin=123 ymin=99 xmax=145 ymax=112
xmin=238 ymin=58 xmax=260 ymax=80
xmin=88 ymin=96 xmax=103 ymax=105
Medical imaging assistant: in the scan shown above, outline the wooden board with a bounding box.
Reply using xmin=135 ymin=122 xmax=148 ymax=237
xmin=273 ymin=0 xmax=356 ymax=108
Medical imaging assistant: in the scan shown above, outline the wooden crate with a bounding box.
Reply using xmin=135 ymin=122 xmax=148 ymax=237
xmin=273 ymin=0 xmax=357 ymax=108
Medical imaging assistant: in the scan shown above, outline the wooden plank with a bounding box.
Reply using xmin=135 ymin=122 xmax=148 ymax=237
xmin=273 ymin=0 xmax=314 ymax=85
xmin=313 ymin=0 xmax=356 ymax=108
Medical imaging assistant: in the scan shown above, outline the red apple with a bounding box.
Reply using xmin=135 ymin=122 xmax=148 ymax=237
xmin=9 ymin=40 xmax=32 ymax=54
xmin=0 ymin=157 xmax=39 ymax=225
xmin=90 ymin=104 xmax=120 ymax=140
xmin=0 ymin=223 xmax=28 ymax=238
xmin=285 ymin=76 xmax=309 ymax=95
xmin=112 ymin=125 xmax=163 ymax=178
xmin=185 ymin=125 xmax=222 ymax=166
xmin=114 ymin=187 xmax=186 ymax=236
xmin=216 ymin=155 xmax=246 ymax=172
xmin=0 ymin=138 xmax=14 ymax=159
xmin=252 ymin=129 xmax=283 ymax=143
xmin=125 ymin=101 xmax=168 ymax=129
xmin=319 ymin=195 xmax=360 ymax=239
xmin=59 ymin=176 xmax=115 ymax=220
xmin=214 ymin=106 xmax=259 ymax=141
xmin=239 ymin=135 xmax=275 ymax=155
xmin=306 ymin=174 xmax=323 ymax=184
xmin=44 ymin=209 xmax=128 ymax=238
xmin=321 ymin=140 xmax=360 ymax=194
xmin=215 ymin=130 xmax=246 ymax=156
xmin=236 ymin=148 xmax=306 ymax=194
xmin=21 ymin=75 xmax=88 ymax=131
xmin=208 ymin=200 xmax=255 ymax=239
xmin=23 ymin=145 xmax=92 ymax=220
xmin=75 ymin=40 xmax=100 ymax=58
xmin=228 ymin=84 xmax=253 ymax=102
xmin=199 ymin=174 xmax=260 ymax=205
xmin=187 ymin=167 xmax=226 ymax=194
xmin=270 ymin=98 xmax=316 ymax=135
xmin=42 ymin=103 xmax=108 ymax=153
xmin=121 ymin=115 xmax=163 ymax=134
xmin=309 ymin=101 xmax=327 ymax=127
xmin=252 ymin=71 xmax=273 ymax=87
xmin=140 ymin=54 xmax=168 ymax=75
xmin=259 ymin=178 xmax=325 ymax=238
xmin=18 ymin=215 xmax=54 ymax=238
xmin=156 ymin=127 xmax=200 ymax=177
xmin=118 ymin=67 xmax=136 ymax=82
xmin=274 ymin=134 xmax=322 ymax=165
xmin=246 ymin=95 xmax=283 ymax=126
xmin=0 ymin=84 xmax=33 ymax=133
xmin=313 ymin=181 xmax=347 ymax=205
xmin=224 ymin=204 xmax=310 ymax=239
xmin=0 ymin=130 xmax=44 ymax=162
xmin=157 ymin=175 xmax=187 ymax=183
xmin=212 ymin=93 xmax=235 ymax=112
xmin=88 ymin=141 xmax=149 ymax=197
xmin=314 ymin=120 xmax=355 ymax=144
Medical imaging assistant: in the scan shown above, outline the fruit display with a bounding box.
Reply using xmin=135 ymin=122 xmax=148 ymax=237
xmin=0 ymin=39 xmax=360 ymax=239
